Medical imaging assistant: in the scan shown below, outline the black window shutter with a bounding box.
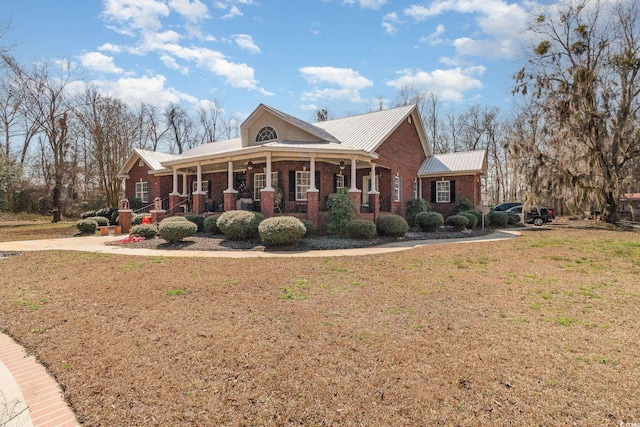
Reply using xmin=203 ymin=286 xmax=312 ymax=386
xmin=288 ymin=170 xmax=295 ymax=201
xmin=400 ymin=177 xmax=404 ymax=202
xmin=333 ymin=174 xmax=338 ymax=192
xmin=430 ymin=181 xmax=437 ymax=203
xmin=315 ymin=171 xmax=321 ymax=192
xmin=450 ymin=180 xmax=456 ymax=203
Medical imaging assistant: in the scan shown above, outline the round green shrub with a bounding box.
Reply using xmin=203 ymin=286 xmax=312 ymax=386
xmin=258 ymin=216 xmax=306 ymax=246
xmin=217 ymin=210 xmax=262 ymax=241
xmin=203 ymin=214 xmax=222 ymax=234
xmin=301 ymin=219 xmax=317 ymax=237
xmin=405 ymin=198 xmax=429 ymax=226
xmin=458 ymin=211 xmax=478 ymax=229
xmin=76 ymin=219 xmax=97 ymax=234
xmin=327 ymin=193 xmax=357 ymax=235
xmin=446 ymin=214 xmax=470 ymax=231
xmin=453 ymin=198 xmax=474 ymax=214
xmin=488 ymin=211 xmax=509 ymax=227
xmin=416 ymin=211 xmax=444 ymax=232
xmin=80 ymin=210 xmax=96 ymax=219
xmin=376 ymin=214 xmax=409 ymax=237
xmin=130 ymin=224 xmax=158 ymax=239
xmin=158 ymin=217 xmax=197 ymax=243
xmin=346 ymin=219 xmax=377 ymax=239
xmin=185 ymin=214 xmax=205 ymax=232
xmin=86 ymin=216 xmax=109 ymax=226
xmin=507 ymin=214 xmax=522 ymax=225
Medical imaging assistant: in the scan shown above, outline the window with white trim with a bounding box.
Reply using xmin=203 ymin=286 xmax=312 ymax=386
xmin=436 ymin=180 xmax=450 ymax=203
xmin=255 ymin=126 xmax=277 ymax=142
xmin=296 ymin=171 xmax=311 ymax=201
xmin=135 ymin=181 xmax=149 ymax=203
xmin=192 ymin=180 xmax=209 ymax=195
xmin=253 ymin=172 xmax=278 ymax=201
xmin=393 ymin=175 xmax=402 ymax=202
xmin=336 ymin=174 xmax=345 ymax=193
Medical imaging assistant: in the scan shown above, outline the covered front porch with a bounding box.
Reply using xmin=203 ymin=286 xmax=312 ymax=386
xmin=162 ymin=148 xmax=388 ymax=228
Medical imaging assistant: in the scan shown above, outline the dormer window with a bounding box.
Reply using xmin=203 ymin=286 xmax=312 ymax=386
xmin=255 ymin=126 xmax=277 ymax=142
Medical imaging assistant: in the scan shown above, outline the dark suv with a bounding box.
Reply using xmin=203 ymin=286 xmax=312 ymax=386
xmin=525 ymin=206 xmax=555 ymax=226
xmin=491 ymin=202 xmax=522 ymax=212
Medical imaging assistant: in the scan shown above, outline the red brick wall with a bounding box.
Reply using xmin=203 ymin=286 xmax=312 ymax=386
xmin=374 ymin=116 xmax=427 ymax=217
xmin=421 ymin=173 xmax=482 ymax=217
xmin=125 ymin=159 xmax=171 ymax=207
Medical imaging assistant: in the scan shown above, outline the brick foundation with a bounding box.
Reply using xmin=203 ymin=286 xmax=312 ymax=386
xmin=307 ymin=190 xmax=320 ymax=228
xmin=169 ymin=193 xmax=181 ymax=214
xmin=261 ymin=189 xmax=275 ymax=217
xmin=348 ymin=190 xmax=362 ymax=214
xmin=224 ymin=190 xmax=238 ymax=212
xmin=369 ymin=192 xmax=380 ymax=222
xmin=192 ymin=192 xmax=206 ymax=214
xmin=118 ymin=209 xmax=133 ymax=234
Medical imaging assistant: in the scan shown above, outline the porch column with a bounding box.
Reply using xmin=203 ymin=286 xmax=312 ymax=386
xmin=348 ymin=157 xmax=361 ymax=214
xmin=169 ymin=168 xmax=181 ymax=214
xmin=307 ymin=154 xmax=320 ymax=227
xmin=182 ymin=172 xmax=188 ymax=196
xmin=261 ymin=153 xmax=275 ymax=216
xmin=309 ymin=154 xmax=317 ymax=191
xmin=192 ymin=163 xmax=206 ymax=214
xmin=224 ymin=160 xmax=238 ymax=212
xmin=368 ymin=163 xmax=380 ymax=221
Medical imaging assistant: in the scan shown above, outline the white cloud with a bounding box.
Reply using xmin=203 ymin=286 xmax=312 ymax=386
xmin=213 ymin=0 xmax=255 ymax=19
xmin=89 ymin=74 xmax=198 ymax=108
xmin=342 ymin=0 xmax=387 ymax=9
xmin=400 ymin=0 xmax=528 ymax=58
xmin=97 ymin=43 xmax=122 ymax=53
xmin=102 ymin=0 xmax=170 ymax=31
xmin=300 ymin=66 xmax=373 ymax=103
xmin=382 ymin=12 xmax=400 ymax=35
xmin=386 ymin=66 xmax=485 ymax=102
xmin=233 ymin=34 xmax=260 ymax=54
xmin=80 ymin=52 xmax=124 ymax=74
xmin=419 ymin=24 xmax=445 ymax=46
xmin=160 ymin=54 xmax=190 ymax=74
xmin=169 ymin=0 xmax=209 ymax=23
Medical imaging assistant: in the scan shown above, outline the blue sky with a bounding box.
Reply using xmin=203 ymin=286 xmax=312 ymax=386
xmin=1 ymin=0 xmax=548 ymax=121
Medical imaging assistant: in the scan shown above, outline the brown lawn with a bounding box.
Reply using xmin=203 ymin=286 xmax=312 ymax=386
xmin=0 ymin=221 xmax=77 ymax=242
xmin=1 ymin=226 xmax=639 ymax=426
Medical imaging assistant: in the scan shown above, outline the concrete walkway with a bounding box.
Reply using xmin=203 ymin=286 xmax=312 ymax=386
xmin=0 ymin=229 xmax=520 ymax=426
xmin=0 ymin=229 xmax=521 ymax=258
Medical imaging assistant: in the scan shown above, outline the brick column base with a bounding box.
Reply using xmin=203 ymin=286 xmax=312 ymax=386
xmin=369 ymin=192 xmax=380 ymax=222
xmin=261 ymin=189 xmax=275 ymax=217
xmin=150 ymin=210 xmax=166 ymax=224
xmin=169 ymin=193 xmax=181 ymax=214
xmin=192 ymin=192 xmax=206 ymax=214
xmin=307 ymin=190 xmax=320 ymax=228
xmin=223 ymin=190 xmax=238 ymax=212
xmin=348 ymin=190 xmax=362 ymax=214
xmin=118 ymin=209 xmax=133 ymax=234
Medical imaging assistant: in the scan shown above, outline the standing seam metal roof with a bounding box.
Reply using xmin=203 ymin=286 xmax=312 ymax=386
xmin=418 ymin=150 xmax=487 ymax=176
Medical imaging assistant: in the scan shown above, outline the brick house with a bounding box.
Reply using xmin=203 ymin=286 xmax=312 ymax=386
xmin=117 ymin=104 xmax=487 ymax=228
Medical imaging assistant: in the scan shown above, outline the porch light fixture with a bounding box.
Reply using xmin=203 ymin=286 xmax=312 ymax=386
xmin=246 ymin=160 xmax=253 ymax=171
xmin=339 ymin=160 xmax=345 ymax=171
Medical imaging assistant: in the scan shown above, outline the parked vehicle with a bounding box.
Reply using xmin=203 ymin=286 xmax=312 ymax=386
xmin=506 ymin=205 xmax=555 ymax=226
xmin=505 ymin=205 xmax=524 ymax=223
xmin=491 ymin=202 xmax=522 ymax=212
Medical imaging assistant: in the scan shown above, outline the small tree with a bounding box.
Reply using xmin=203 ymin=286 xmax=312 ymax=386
xmin=327 ymin=193 xmax=357 ymax=235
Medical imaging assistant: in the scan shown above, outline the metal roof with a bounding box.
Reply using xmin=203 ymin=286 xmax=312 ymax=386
xmin=256 ymin=104 xmax=341 ymax=144
xmin=419 ymin=150 xmax=487 ymax=176
xmin=181 ymin=138 xmax=243 ymax=158
xmin=313 ymin=104 xmax=416 ymax=153
xmin=136 ymin=149 xmax=184 ymax=171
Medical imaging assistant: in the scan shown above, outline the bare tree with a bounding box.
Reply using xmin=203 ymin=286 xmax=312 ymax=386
xmin=165 ymin=104 xmax=197 ymax=154
xmin=513 ymin=0 xmax=640 ymax=222
xmin=2 ymin=56 xmax=76 ymax=221
xmin=197 ymin=100 xmax=226 ymax=143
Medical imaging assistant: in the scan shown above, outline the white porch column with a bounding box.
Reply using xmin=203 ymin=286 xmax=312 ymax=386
xmin=226 ymin=161 xmax=235 ymax=192
xmin=182 ymin=172 xmax=188 ymax=196
xmin=195 ymin=164 xmax=204 ymax=194
xmin=264 ymin=152 xmax=274 ymax=191
xmin=350 ymin=158 xmax=358 ymax=191
xmin=309 ymin=154 xmax=317 ymax=191
xmin=171 ymin=168 xmax=179 ymax=195
xmin=369 ymin=163 xmax=379 ymax=194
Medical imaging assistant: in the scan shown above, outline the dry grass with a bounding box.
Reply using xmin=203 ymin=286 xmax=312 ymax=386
xmin=0 ymin=221 xmax=77 ymax=242
xmin=1 ymin=226 xmax=639 ymax=426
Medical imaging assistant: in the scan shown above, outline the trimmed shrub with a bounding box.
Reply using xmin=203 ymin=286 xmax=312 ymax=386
xmin=488 ymin=211 xmax=509 ymax=227
xmin=416 ymin=211 xmax=444 ymax=232
xmin=327 ymin=193 xmax=357 ymax=235
xmin=301 ymin=219 xmax=317 ymax=237
xmin=217 ymin=210 xmax=262 ymax=241
xmin=463 ymin=210 xmax=483 ymax=225
xmin=109 ymin=209 xmax=119 ymax=225
xmin=86 ymin=216 xmax=109 ymax=226
xmin=258 ymin=216 xmax=306 ymax=246
xmin=405 ymin=198 xmax=429 ymax=226
xmin=95 ymin=207 xmax=111 ymax=218
xmin=203 ymin=214 xmax=222 ymax=234
xmin=130 ymin=198 xmax=143 ymax=211
xmin=185 ymin=214 xmax=205 ymax=232
xmin=158 ymin=217 xmax=197 ymax=243
xmin=446 ymin=214 xmax=470 ymax=231
xmin=130 ymin=224 xmax=158 ymax=239
xmin=346 ymin=219 xmax=377 ymax=239
xmin=81 ymin=210 xmax=96 ymax=219
xmin=376 ymin=214 xmax=409 ymax=237
xmin=453 ymin=198 xmax=474 ymax=214
xmin=458 ymin=211 xmax=478 ymax=229
xmin=507 ymin=214 xmax=522 ymax=225
xmin=132 ymin=213 xmax=147 ymax=225
xmin=76 ymin=219 xmax=97 ymax=234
